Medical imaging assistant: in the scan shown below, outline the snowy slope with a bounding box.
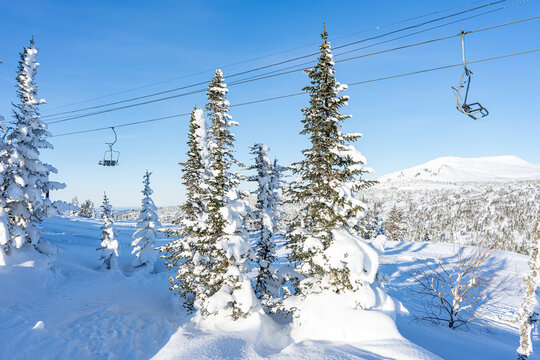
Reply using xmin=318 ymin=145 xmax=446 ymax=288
xmin=0 ymin=217 xmax=535 ymax=359
xmin=378 ymin=155 xmax=540 ymax=183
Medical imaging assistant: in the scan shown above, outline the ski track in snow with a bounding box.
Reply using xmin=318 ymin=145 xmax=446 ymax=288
xmin=0 ymin=217 xmax=537 ymax=359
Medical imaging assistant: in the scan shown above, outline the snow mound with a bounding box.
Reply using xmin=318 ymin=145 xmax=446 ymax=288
xmin=379 ymin=155 xmax=540 ymax=183
xmin=289 ymin=292 xmax=402 ymax=343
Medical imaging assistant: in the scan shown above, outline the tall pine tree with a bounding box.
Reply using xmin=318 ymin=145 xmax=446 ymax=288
xmin=162 ymin=106 xmax=212 ymax=311
xmin=5 ymin=38 xmax=65 ymax=252
xmin=198 ymin=69 xmax=255 ymax=319
xmin=164 ymin=70 xmax=256 ymax=319
xmin=180 ymin=106 xmax=211 ymax=220
xmin=517 ymin=208 xmax=540 ymax=359
xmin=98 ymin=192 xmax=119 ymax=270
xmin=0 ymin=118 xmax=15 ymax=265
xmin=131 ymin=170 xmax=161 ymax=272
xmin=247 ymin=144 xmax=282 ymax=309
xmin=286 ymin=28 xmax=376 ymax=295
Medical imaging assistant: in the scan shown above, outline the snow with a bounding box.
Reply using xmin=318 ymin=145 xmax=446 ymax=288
xmin=32 ymin=321 xmax=45 ymax=330
xmin=0 ymin=216 xmax=537 ymax=359
xmin=314 ymin=229 xmax=379 ymax=285
xmin=193 ymin=108 xmax=210 ymax=168
xmin=379 ymin=155 xmax=540 ymax=183
xmin=288 ymin=292 xmax=402 ymax=342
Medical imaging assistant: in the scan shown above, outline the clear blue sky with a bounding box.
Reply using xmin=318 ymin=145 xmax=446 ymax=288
xmin=1 ymin=0 xmax=539 ymax=207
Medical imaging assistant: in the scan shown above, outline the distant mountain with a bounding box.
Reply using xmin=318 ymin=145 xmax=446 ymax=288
xmin=378 ymin=155 xmax=540 ymax=183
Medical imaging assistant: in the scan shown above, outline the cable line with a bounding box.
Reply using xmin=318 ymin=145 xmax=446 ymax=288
xmin=221 ymin=5 xmax=535 ymax=84
xmin=336 ymin=15 xmax=540 ymax=63
xmin=42 ymin=0 xmax=514 ymax=119
xmin=332 ymin=0 xmax=508 ymax=51
xmin=51 ymin=48 xmax=540 ymax=138
xmin=44 ymin=0 xmax=497 ymax=112
xmin=45 ymin=15 xmax=540 ymax=125
xmin=232 ymin=14 xmax=539 ymax=85
xmin=334 ymin=0 xmax=531 ymax=57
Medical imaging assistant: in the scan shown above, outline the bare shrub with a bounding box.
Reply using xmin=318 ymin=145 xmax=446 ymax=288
xmin=412 ymin=243 xmax=510 ymax=329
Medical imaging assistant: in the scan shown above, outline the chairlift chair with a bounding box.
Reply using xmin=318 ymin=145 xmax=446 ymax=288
xmin=98 ymin=127 xmax=120 ymax=166
xmin=452 ymin=31 xmax=488 ymax=120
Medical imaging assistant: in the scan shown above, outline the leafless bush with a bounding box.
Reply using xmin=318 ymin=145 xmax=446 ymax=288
xmin=412 ymin=243 xmax=510 ymax=329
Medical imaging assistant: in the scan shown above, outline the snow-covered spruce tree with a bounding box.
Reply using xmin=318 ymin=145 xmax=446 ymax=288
xmin=361 ymin=201 xmax=384 ymax=240
xmin=384 ymin=205 xmax=406 ymax=241
xmin=282 ymin=31 xmax=404 ymax=343
xmin=131 ymin=170 xmax=161 ymax=271
xmin=517 ymin=209 xmax=540 ymax=359
xmin=285 ymin=28 xmax=376 ymax=296
xmin=79 ymin=199 xmax=94 ymax=218
xmin=5 ymin=39 xmax=65 ymax=252
xmin=0 ymin=118 xmax=16 ymax=265
xmin=247 ymin=144 xmax=282 ymax=309
xmin=97 ymin=192 xmax=119 ymax=270
xmin=162 ymin=106 xmax=211 ymax=311
xmin=70 ymin=197 xmax=80 ymax=216
xmin=196 ymin=69 xmax=255 ymax=320
xmin=179 ymin=106 xmax=211 ymax=220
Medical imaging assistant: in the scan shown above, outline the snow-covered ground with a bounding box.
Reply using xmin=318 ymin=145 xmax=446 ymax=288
xmin=0 ymin=216 xmax=536 ymax=359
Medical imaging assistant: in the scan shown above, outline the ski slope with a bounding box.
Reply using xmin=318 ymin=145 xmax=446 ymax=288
xmin=0 ymin=217 xmax=535 ymax=359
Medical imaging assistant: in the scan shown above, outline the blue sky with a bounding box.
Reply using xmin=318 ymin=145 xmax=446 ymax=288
xmin=0 ymin=0 xmax=539 ymax=207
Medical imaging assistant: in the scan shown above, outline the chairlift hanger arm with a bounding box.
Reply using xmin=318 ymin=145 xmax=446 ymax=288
xmin=453 ymin=29 xmax=488 ymax=120
xmin=108 ymin=127 xmax=117 ymax=146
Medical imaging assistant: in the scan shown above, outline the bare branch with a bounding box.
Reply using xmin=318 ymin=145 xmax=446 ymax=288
xmin=411 ymin=242 xmax=511 ymax=329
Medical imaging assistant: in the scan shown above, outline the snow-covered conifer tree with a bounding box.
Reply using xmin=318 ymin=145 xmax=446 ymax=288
xmin=0 ymin=118 xmax=14 ymax=264
xmin=517 ymin=209 xmax=540 ymax=359
xmin=165 ymin=70 xmax=255 ymax=319
xmin=97 ymin=192 xmax=119 ymax=270
xmin=361 ymin=202 xmax=385 ymax=240
xmin=285 ymin=29 xmax=376 ymax=296
xmin=79 ymin=200 xmax=94 ymax=218
xmin=384 ymin=205 xmax=406 ymax=241
xmin=247 ymin=143 xmax=282 ymax=308
xmin=162 ymin=106 xmax=211 ymax=310
xmin=131 ymin=170 xmax=161 ymax=271
xmin=5 ymin=39 xmax=65 ymax=251
xmin=70 ymin=197 xmax=80 ymax=216
xmin=180 ymin=106 xmax=211 ymax=220
xmin=278 ymin=28 xmax=405 ymax=344
xmin=198 ymin=69 xmax=256 ymax=320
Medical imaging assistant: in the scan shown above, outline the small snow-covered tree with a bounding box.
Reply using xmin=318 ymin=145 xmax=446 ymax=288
xmin=97 ymin=192 xmax=119 ymax=270
xmin=517 ymin=209 xmax=540 ymax=359
xmin=247 ymin=144 xmax=282 ymax=308
xmin=285 ymin=29 xmax=376 ymax=296
xmin=79 ymin=200 xmax=94 ymax=218
xmin=70 ymin=197 xmax=80 ymax=216
xmin=131 ymin=170 xmax=161 ymax=271
xmin=384 ymin=205 xmax=406 ymax=241
xmin=5 ymin=38 xmax=65 ymax=251
xmin=361 ymin=201 xmax=384 ymax=240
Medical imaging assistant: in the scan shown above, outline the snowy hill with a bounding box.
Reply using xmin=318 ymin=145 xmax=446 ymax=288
xmin=358 ymin=156 xmax=540 ymax=254
xmin=378 ymin=155 xmax=540 ymax=184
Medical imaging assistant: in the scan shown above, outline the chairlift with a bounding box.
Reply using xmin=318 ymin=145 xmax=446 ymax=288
xmin=98 ymin=127 xmax=120 ymax=166
xmin=451 ymin=30 xmax=488 ymax=120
